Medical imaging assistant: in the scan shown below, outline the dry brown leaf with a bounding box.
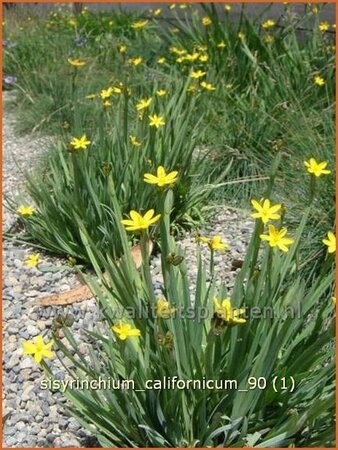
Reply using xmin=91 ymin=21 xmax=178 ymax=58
xmin=34 ymin=241 xmax=154 ymax=307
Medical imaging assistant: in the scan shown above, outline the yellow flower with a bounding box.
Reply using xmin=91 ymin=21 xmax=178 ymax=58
xmin=144 ymin=166 xmax=178 ymax=187
xmin=17 ymin=205 xmax=36 ymax=216
xmin=322 ymin=231 xmax=336 ymax=253
xmin=149 ymin=114 xmax=165 ymax=128
xmin=251 ymin=199 xmax=282 ymax=224
xmin=170 ymin=46 xmax=187 ymax=55
xmin=179 ymin=3 xmax=188 ymax=9
xmin=128 ymin=56 xmax=143 ymax=66
xmin=304 ymin=158 xmax=331 ymax=177
xmin=22 ymin=335 xmax=54 ymax=364
xmin=121 ymin=209 xmax=161 ymax=232
xmin=185 ymin=52 xmax=200 ymax=62
xmin=136 ymin=97 xmax=152 ymax=111
xmin=129 ymin=135 xmax=141 ymax=147
xmin=117 ymin=44 xmax=127 ymax=53
xmin=238 ymin=31 xmax=245 ymax=40
xmin=319 ymin=21 xmax=330 ymax=32
xmin=131 ymin=19 xmax=148 ymax=30
xmin=262 ymin=19 xmax=276 ymax=29
xmin=200 ymin=81 xmax=216 ymax=91
xmin=112 ymin=85 xmax=123 ymax=94
xmin=199 ymin=54 xmax=209 ymax=62
xmin=260 ymin=225 xmax=294 ymax=252
xmin=198 ymin=235 xmax=228 ymax=252
xmin=67 ymin=58 xmax=86 ymax=67
xmin=197 ymin=45 xmax=208 ymax=52
xmin=25 ymin=253 xmax=40 ymax=268
xmin=153 ymin=8 xmax=161 ymax=16
xmin=187 ymin=84 xmax=198 ymax=93
xmin=112 ymin=322 xmax=141 ymax=340
xmin=202 ymin=16 xmax=212 ymax=26
xmin=217 ymin=41 xmax=226 ymax=49
xmin=100 ymin=87 xmax=113 ymax=99
xmin=85 ymin=94 xmax=97 ymax=100
xmin=156 ymin=299 xmax=176 ymax=318
xmin=190 ymin=70 xmax=206 ymax=79
xmin=169 ymin=4 xmax=176 ymax=10
xmin=224 ymin=5 xmax=232 ymax=12
xmin=314 ymin=75 xmax=325 ymax=86
xmin=103 ymin=100 xmax=111 ymax=108
xmin=331 ymin=296 xmax=336 ymax=305
xmin=264 ymin=34 xmax=274 ymax=44
xmin=214 ymin=298 xmax=246 ymax=325
xmin=156 ymin=89 xmax=167 ymax=97
xmin=70 ymin=134 xmax=91 ymax=150
xmin=157 ymin=57 xmax=166 ymax=64
xmin=68 ymin=19 xmax=77 ymax=27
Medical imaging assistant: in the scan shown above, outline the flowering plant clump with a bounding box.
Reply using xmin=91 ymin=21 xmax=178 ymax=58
xmin=4 ymin=3 xmax=335 ymax=447
xmin=25 ymin=156 xmax=335 ymax=447
xmin=9 ymin=79 xmax=213 ymax=261
xmin=4 ymin=2 xmax=333 ymax=272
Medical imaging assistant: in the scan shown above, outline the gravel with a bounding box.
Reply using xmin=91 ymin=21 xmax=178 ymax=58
xmin=2 ymin=91 xmax=253 ymax=447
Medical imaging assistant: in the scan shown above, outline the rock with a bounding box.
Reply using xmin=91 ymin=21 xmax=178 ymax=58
xmin=22 ymin=384 xmax=35 ymax=401
xmin=7 ymin=326 xmax=19 ymax=334
xmin=20 ymin=358 xmax=34 ymax=370
xmin=26 ymin=324 xmax=40 ymax=336
xmin=36 ymin=320 xmax=46 ymax=331
xmin=7 ymin=353 xmax=20 ymax=368
xmin=25 ymin=290 xmax=42 ymax=298
xmin=68 ymin=417 xmax=81 ymax=432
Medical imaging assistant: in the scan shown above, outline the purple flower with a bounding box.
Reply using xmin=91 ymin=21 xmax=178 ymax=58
xmin=74 ymin=37 xmax=87 ymax=47
xmin=2 ymin=40 xmax=17 ymax=48
xmin=3 ymin=75 xmax=17 ymax=85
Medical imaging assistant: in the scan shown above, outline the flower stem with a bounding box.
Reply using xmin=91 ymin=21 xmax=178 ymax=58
xmin=140 ymin=232 xmax=156 ymax=303
xmin=159 ymin=189 xmax=174 ymax=288
xmin=209 ymin=249 xmax=215 ymax=278
xmin=309 ymin=174 xmax=317 ymax=203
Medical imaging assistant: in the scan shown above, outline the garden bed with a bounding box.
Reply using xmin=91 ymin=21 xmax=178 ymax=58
xmin=2 ymin=3 xmax=335 ymax=448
